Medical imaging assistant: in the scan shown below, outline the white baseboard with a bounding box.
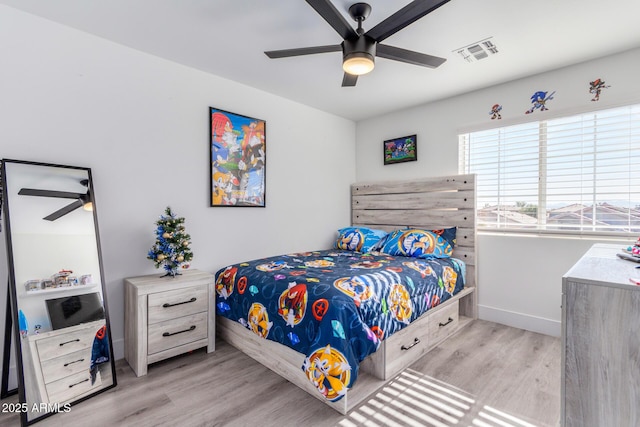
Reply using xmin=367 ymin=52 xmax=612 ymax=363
xmin=478 ymin=305 xmax=561 ymax=337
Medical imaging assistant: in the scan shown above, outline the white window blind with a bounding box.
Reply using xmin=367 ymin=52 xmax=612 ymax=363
xmin=459 ymin=104 xmax=640 ymax=234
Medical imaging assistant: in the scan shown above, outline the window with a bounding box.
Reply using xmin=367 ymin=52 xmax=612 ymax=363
xmin=459 ymin=104 xmax=640 ymax=234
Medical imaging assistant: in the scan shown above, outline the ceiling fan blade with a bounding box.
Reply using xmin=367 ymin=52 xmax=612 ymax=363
xmin=305 ymin=0 xmax=357 ymax=40
xmin=43 ymin=199 xmax=83 ymax=221
xmin=265 ymin=44 xmax=341 ymax=59
xmin=342 ymin=73 xmax=358 ymax=87
xmin=19 ymin=188 xmax=85 ymax=199
xmin=365 ymin=0 xmax=451 ymax=43
xmin=376 ymin=44 xmax=446 ymax=68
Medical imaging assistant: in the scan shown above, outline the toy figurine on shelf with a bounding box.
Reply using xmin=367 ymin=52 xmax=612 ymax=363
xmin=625 ymin=237 xmax=640 ymax=255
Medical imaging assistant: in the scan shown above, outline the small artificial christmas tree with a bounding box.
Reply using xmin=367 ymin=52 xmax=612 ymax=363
xmin=147 ymin=207 xmax=193 ymax=277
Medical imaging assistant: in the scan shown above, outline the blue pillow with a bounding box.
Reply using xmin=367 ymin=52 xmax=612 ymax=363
xmin=378 ymin=227 xmax=456 ymax=259
xmin=335 ymin=227 xmax=388 ymax=253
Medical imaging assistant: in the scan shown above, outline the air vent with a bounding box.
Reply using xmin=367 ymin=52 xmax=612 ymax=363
xmin=454 ymin=37 xmax=498 ymax=62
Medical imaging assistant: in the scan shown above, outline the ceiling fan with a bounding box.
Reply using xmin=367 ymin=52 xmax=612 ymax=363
xmin=18 ymin=179 xmax=92 ymax=221
xmin=264 ymin=0 xmax=450 ymax=87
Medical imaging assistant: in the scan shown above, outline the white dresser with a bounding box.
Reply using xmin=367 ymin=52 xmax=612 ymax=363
xmin=24 ymin=320 xmax=107 ymax=407
xmin=124 ymin=269 xmax=215 ymax=377
xmin=562 ymin=243 xmax=640 ymax=427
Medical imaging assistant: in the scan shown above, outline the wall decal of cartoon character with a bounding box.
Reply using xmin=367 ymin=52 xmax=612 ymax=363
xmin=589 ymin=78 xmax=610 ymax=101
xmin=303 ymin=345 xmax=351 ymax=401
xmin=278 ymin=282 xmax=308 ymax=327
xmin=525 ymin=91 xmax=555 ymax=114
xmin=489 ymin=103 xmax=502 ymax=120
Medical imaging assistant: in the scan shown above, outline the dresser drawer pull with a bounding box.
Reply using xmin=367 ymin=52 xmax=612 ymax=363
xmin=69 ymin=378 xmax=89 ymax=388
xmin=59 ymin=339 xmax=80 ymax=347
xmin=162 ymin=325 xmax=196 ymax=337
xmin=64 ymin=358 xmax=85 ymax=367
xmin=401 ymin=337 xmax=420 ymax=351
xmin=162 ymin=297 xmax=197 ymax=308
xmin=439 ymin=317 xmax=454 ymax=327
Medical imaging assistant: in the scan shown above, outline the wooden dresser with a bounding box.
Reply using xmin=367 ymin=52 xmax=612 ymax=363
xmin=562 ymin=243 xmax=640 ymax=427
xmin=23 ymin=320 xmax=106 ymax=407
xmin=124 ymin=269 xmax=215 ymax=377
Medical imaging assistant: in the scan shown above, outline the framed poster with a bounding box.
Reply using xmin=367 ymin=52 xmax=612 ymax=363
xmin=210 ymin=107 xmax=266 ymax=207
xmin=383 ymin=134 xmax=417 ymax=165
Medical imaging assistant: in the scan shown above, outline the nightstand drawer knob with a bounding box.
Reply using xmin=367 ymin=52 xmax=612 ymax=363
xmin=162 ymin=325 xmax=196 ymax=337
xmin=162 ymin=297 xmax=197 ymax=308
xmin=59 ymin=339 xmax=81 ymax=347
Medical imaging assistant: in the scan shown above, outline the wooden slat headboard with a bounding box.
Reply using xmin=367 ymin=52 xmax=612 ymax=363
xmin=351 ymin=174 xmax=477 ymax=318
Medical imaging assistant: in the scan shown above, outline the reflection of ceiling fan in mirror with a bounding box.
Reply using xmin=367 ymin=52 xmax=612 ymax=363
xmin=18 ymin=179 xmax=92 ymax=221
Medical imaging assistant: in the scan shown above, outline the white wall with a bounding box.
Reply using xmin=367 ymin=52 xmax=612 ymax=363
xmin=356 ymin=47 xmax=640 ymax=336
xmin=0 ymin=3 xmax=356 ymax=378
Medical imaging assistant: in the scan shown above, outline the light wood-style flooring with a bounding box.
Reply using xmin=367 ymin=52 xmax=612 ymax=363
xmin=0 ymin=320 xmax=560 ymax=426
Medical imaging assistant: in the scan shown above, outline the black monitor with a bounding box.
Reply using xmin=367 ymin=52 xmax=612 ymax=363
xmin=46 ymin=292 xmax=105 ymax=330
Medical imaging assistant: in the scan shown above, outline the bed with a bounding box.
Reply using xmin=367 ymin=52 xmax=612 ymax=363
xmin=215 ymin=174 xmax=477 ymax=414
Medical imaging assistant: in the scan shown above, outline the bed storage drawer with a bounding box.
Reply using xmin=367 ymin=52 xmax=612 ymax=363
xmin=360 ymin=298 xmax=464 ymax=381
xmin=380 ymin=313 xmax=432 ymax=379
xmin=428 ymin=300 xmax=459 ymax=346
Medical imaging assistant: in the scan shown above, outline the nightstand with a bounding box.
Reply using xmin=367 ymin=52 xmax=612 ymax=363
xmin=124 ymin=269 xmax=215 ymax=377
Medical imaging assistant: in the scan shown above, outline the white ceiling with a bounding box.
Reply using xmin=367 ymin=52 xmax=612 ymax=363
xmin=2 ymin=0 xmax=640 ymax=121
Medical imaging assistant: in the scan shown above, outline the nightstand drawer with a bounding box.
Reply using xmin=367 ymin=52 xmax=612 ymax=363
xmin=41 ymin=348 xmax=92 ymax=384
xmin=148 ymin=285 xmax=208 ymax=324
xmin=36 ymin=323 xmax=103 ymax=362
xmin=46 ymin=370 xmax=102 ymax=404
xmin=147 ymin=312 xmax=207 ymax=355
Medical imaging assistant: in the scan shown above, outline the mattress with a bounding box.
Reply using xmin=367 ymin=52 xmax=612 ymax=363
xmin=214 ymin=249 xmax=465 ymax=401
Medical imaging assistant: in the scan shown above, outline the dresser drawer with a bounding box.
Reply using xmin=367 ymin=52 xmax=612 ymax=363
xmin=46 ymin=370 xmax=102 ymax=404
xmin=40 ymin=348 xmax=92 ymax=384
xmin=148 ymin=285 xmax=208 ymax=324
xmin=428 ymin=300 xmax=459 ymax=345
xmin=147 ymin=312 xmax=207 ymax=355
xmin=36 ymin=322 xmax=104 ymax=362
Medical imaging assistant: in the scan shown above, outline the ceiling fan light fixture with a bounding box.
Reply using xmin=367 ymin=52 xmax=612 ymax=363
xmin=342 ymin=52 xmax=375 ymax=75
xmin=83 ymin=201 xmax=93 ymax=212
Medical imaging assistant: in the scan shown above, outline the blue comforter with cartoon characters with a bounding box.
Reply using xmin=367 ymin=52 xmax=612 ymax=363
xmin=214 ymin=250 xmax=465 ymax=402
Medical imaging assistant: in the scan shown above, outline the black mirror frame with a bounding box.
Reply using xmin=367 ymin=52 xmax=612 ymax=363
xmin=1 ymin=159 xmax=117 ymax=426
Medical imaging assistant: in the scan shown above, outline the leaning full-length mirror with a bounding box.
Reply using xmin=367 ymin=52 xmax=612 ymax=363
xmin=1 ymin=159 xmax=116 ymax=425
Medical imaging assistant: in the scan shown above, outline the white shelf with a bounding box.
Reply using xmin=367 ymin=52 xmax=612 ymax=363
xmin=23 ymin=283 xmax=99 ymax=297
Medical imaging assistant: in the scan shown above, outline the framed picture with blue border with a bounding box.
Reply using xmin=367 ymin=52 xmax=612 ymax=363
xmin=210 ymin=107 xmax=266 ymax=207
xmin=384 ymin=134 xmax=417 ymax=165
